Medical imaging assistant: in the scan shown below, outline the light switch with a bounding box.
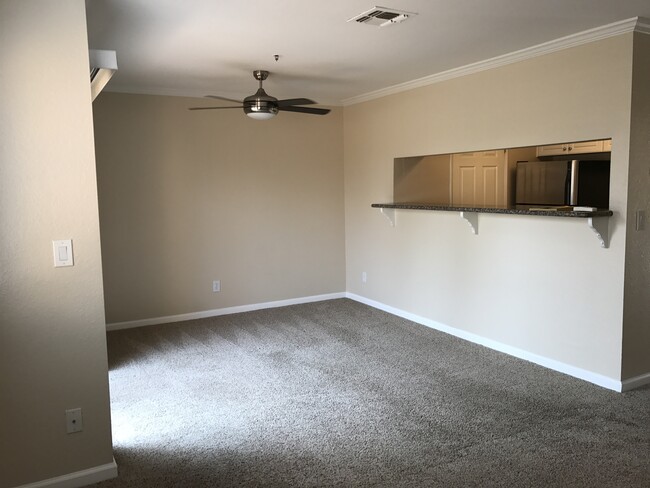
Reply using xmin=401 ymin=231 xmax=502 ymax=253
xmin=53 ymin=240 xmax=73 ymax=267
xmin=58 ymin=246 xmax=68 ymax=262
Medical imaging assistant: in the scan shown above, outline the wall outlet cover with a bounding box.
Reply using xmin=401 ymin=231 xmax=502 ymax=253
xmin=65 ymin=408 xmax=83 ymax=434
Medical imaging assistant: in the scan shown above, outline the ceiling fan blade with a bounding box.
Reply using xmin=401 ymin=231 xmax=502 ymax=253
xmin=279 ymin=106 xmax=330 ymax=115
xmin=276 ymin=98 xmax=316 ymax=107
xmin=188 ymin=106 xmax=243 ymax=111
xmin=204 ymin=95 xmax=244 ymax=104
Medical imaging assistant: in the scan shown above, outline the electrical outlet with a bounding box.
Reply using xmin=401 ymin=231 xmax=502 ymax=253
xmin=361 ymin=272 xmax=367 ymax=283
xmin=66 ymin=408 xmax=83 ymax=434
xmin=212 ymin=280 xmax=221 ymax=292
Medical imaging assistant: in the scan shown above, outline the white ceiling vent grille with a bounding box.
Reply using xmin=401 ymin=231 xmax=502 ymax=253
xmin=347 ymin=6 xmax=417 ymax=27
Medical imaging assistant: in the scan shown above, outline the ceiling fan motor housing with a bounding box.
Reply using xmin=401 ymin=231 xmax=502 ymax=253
xmin=243 ymin=87 xmax=279 ymax=117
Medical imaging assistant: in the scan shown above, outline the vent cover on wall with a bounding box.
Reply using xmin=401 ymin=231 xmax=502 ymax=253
xmin=89 ymin=49 xmax=117 ymax=102
xmin=347 ymin=6 xmax=417 ymax=27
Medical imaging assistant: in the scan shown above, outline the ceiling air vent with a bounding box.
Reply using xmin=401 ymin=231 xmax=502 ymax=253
xmin=347 ymin=6 xmax=417 ymax=27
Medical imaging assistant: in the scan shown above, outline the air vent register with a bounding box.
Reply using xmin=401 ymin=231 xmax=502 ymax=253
xmin=347 ymin=6 xmax=417 ymax=27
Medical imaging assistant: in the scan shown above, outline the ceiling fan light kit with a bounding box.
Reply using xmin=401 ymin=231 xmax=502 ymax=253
xmin=245 ymin=107 xmax=278 ymax=120
xmin=189 ymin=70 xmax=330 ymax=120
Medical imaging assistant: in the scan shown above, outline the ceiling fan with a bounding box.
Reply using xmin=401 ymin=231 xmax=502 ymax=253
xmin=189 ymin=70 xmax=330 ymax=120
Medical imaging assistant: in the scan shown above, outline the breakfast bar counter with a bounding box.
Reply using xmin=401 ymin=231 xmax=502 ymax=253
xmin=371 ymin=202 xmax=613 ymax=248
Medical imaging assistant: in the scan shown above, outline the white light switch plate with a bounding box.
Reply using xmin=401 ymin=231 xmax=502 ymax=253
xmin=53 ymin=240 xmax=74 ymax=267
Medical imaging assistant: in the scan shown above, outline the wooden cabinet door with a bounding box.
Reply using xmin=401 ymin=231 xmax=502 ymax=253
xmin=537 ymin=140 xmax=606 ymax=157
xmin=568 ymin=140 xmax=603 ymax=155
xmin=536 ymin=144 xmax=567 ymax=157
xmin=452 ymin=151 xmax=505 ymax=206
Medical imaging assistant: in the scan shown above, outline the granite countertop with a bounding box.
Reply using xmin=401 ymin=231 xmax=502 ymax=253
xmin=371 ymin=202 xmax=613 ymax=218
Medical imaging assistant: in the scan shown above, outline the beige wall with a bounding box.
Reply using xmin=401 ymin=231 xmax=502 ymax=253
xmin=93 ymin=93 xmax=345 ymax=324
xmin=0 ymin=1 xmax=114 ymax=487
xmin=0 ymin=8 xmax=643 ymax=488
xmin=394 ymin=154 xmax=451 ymax=204
xmin=344 ymin=34 xmax=635 ymax=381
xmin=622 ymin=32 xmax=650 ymax=379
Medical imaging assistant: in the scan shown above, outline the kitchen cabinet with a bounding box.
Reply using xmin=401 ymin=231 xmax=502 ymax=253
xmin=535 ymin=139 xmax=611 ymax=157
xmin=452 ymin=150 xmax=506 ymax=207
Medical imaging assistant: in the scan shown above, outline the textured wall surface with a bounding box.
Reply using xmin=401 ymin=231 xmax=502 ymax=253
xmin=344 ymin=34 xmax=635 ymax=381
xmin=0 ymin=1 xmax=114 ymax=486
xmin=93 ymin=93 xmax=345 ymax=324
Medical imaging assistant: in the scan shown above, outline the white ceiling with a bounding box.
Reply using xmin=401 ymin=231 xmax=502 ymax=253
xmin=85 ymin=0 xmax=650 ymax=106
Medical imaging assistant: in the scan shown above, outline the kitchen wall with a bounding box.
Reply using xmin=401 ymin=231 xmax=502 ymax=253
xmin=394 ymin=154 xmax=451 ymax=204
xmin=92 ymin=93 xmax=345 ymax=325
xmin=344 ymin=34 xmax=635 ymax=383
xmin=622 ymin=31 xmax=650 ymax=379
xmin=0 ymin=1 xmax=114 ymax=487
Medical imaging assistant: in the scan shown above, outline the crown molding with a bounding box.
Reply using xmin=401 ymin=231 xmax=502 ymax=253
xmin=636 ymin=17 xmax=650 ymax=34
xmin=343 ymin=16 xmax=647 ymax=106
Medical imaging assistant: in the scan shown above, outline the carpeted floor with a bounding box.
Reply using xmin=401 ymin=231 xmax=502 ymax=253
xmin=93 ymin=299 xmax=650 ymax=487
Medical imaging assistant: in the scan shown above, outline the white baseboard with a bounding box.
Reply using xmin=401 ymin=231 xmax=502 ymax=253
xmin=106 ymin=292 xmax=347 ymax=331
xmin=105 ymin=291 xmax=639 ymax=393
xmin=621 ymin=371 xmax=650 ymax=392
xmin=14 ymin=458 xmax=117 ymax=488
xmin=346 ymin=293 xmax=624 ymax=392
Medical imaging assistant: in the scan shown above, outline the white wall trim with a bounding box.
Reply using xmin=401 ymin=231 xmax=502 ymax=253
xmin=621 ymin=371 xmax=650 ymax=392
xmin=343 ymin=16 xmax=646 ymax=106
xmin=106 ymin=292 xmax=638 ymax=393
xmin=13 ymin=459 xmax=117 ymax=488
xmin=346 ymin=293 xmax=623 ymax=392
xmin=106 ymin=292 xmax=347 ymax=331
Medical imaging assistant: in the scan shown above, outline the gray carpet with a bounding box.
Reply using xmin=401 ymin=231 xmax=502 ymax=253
xmin=94 ymin=299 xmax=650 ymax=487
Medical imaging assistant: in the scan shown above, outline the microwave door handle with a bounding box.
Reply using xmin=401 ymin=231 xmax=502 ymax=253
xmin=569 ymin=160 xmax=579 ymax=205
